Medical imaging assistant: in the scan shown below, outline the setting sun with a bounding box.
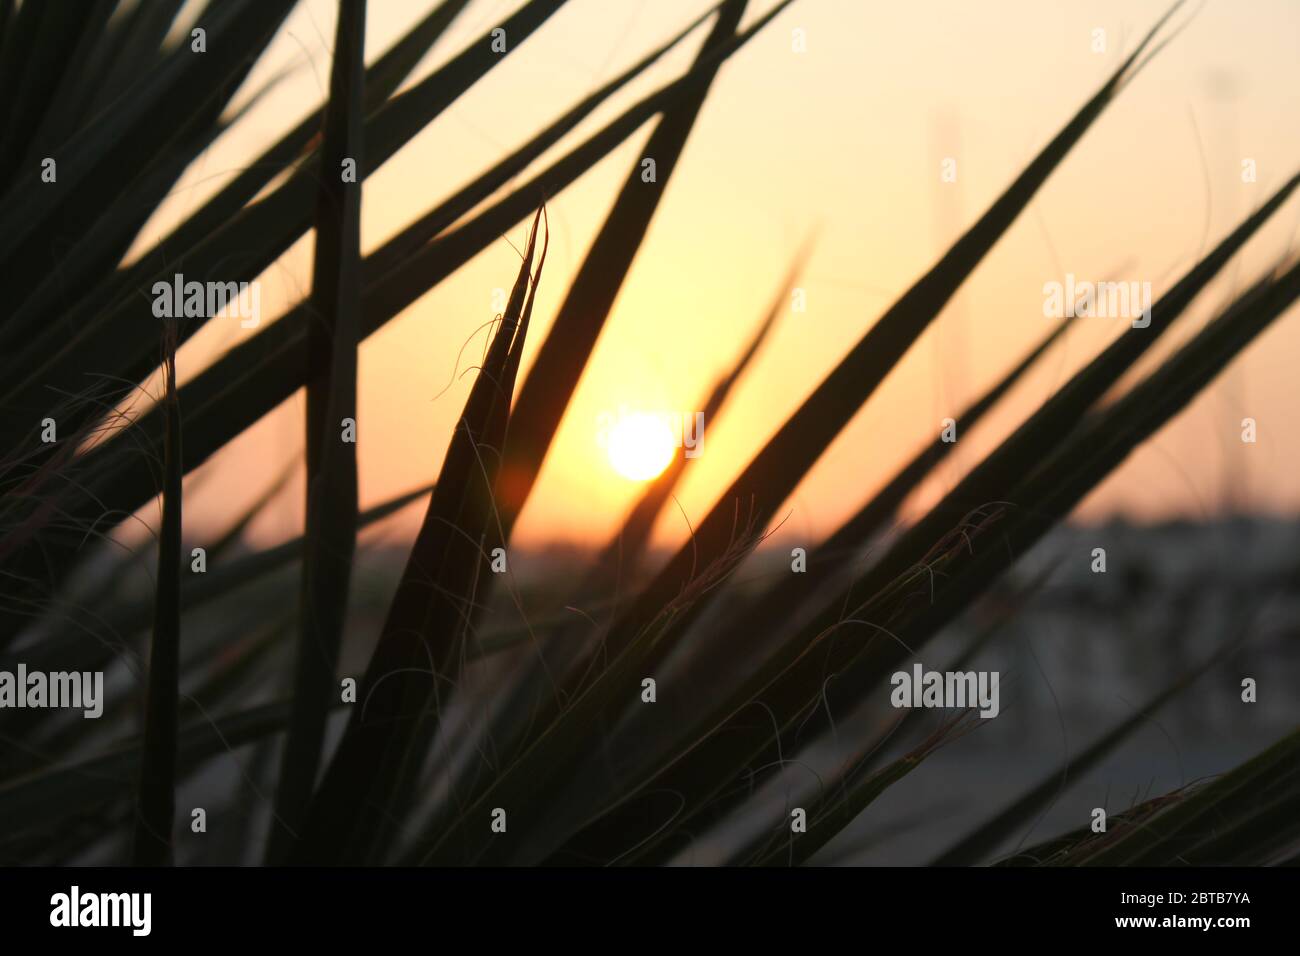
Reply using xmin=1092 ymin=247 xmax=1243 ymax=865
xmin=607 ymin=413 xmax=676 ymax=482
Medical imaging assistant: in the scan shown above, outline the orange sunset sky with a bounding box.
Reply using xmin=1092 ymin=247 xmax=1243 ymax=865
xmin=128 ymin=0 xmax=1300 ymax=553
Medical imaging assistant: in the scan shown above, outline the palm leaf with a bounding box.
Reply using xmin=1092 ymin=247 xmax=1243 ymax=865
xmin=268 ymin=0 xmax=367 ymax=862
xmin=130 ymin=322 xmax=183 ymax=866
xmin=294 ymin=209 xmax=548 ymax=864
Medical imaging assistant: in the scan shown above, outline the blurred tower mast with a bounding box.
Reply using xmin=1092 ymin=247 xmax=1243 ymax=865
xmin=931 ymin=108 xmax=967 ymax=475
xmin=1204 ymin=69 xmax=1245 ymax=518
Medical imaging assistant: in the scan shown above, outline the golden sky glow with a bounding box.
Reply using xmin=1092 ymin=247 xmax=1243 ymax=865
xmin=132 ymin=0 xmax=1300 ymax=553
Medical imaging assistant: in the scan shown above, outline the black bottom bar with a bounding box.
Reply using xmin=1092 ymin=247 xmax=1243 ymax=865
xmin=0 ymin=866 xmax=1286 ymax=942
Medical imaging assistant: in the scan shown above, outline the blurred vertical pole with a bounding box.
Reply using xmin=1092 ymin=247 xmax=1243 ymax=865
xmin=931 ymin=108 xmax=968 ymax=481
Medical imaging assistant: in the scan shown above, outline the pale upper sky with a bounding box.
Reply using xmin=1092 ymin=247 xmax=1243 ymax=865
xmin=135 ymin=0 xmax=1300 ymax=552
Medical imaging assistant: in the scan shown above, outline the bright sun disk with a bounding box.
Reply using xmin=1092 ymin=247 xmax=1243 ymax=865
xmin=607 ymin=413 xmax=676 ymax=481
